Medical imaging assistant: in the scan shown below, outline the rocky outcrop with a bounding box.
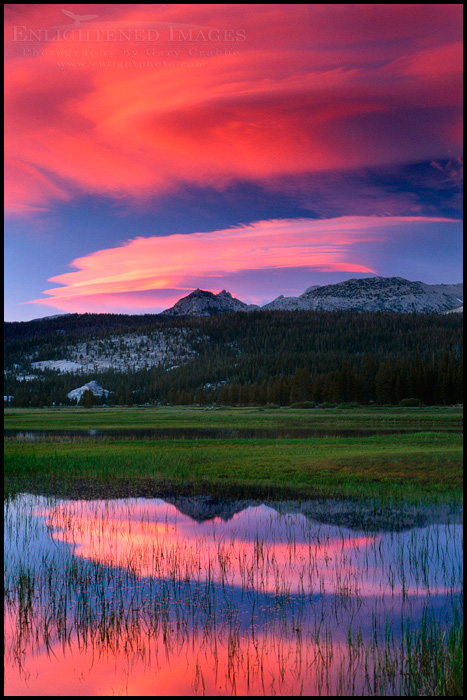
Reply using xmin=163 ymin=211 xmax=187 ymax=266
xmin=160 ymin=278 xmax=462 ymax=316
xmin=161 ymin=289 xmax=259 ymax=316
xmin=67 ymin=380 xmax=109 ymax=401
xmin=262 ymin=277 xmax=463 ymax=313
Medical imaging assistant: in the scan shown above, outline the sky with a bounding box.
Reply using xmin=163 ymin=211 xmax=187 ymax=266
xmin=4 ymin=4 xmax=463 ymax=321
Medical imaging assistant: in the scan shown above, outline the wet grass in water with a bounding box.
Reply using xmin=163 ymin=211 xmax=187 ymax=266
xmin=4 ymin=492 xmax=463 ymax=696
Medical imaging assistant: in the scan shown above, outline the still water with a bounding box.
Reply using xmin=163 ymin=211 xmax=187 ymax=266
xmin=4 ymin=426 xmax=450 ymax=441
xmin=4 ymin=494 xmax=462 ymax=696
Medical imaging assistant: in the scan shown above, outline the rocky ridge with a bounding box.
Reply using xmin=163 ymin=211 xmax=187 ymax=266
xmin=262 ymin=277 xmax=463 ymax=313
xmin=161 ymin=289 xmax=260 ymax=316
xmin=162 ymin=277 xmax=463 ymax=316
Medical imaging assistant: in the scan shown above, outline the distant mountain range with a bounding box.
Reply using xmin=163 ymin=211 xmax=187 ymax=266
xmin=160 ymin=289 xmax=260 ymax=316
xmin=5 ymin=278 xmax=462 ymax=408
xmin=161 ymin=277 xmax=463 ymax=316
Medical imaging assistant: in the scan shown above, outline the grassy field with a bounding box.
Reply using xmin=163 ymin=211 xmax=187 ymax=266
xmin=3 ymin=405 xmax=463 ymax=431
xmin=4 ymin=431 xmax=463 ymax=502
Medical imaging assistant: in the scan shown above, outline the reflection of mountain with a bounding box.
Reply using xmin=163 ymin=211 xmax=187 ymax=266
xmin=164 ymin=495 xmax=253 ymax=522
xmin=5 ymin=480 xmax=461 ymax=532
xmin=158 ymin=495 xmax=462 ymax=532
xmin=295 ymin=500 xmax=462 ymax=532
xmin=6 ymin=491 xmax=462 ymax=698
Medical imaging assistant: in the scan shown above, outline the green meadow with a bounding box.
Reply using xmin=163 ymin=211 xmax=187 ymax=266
xmin=4 ymin=406 xmax=463 ymax=501
xmin=3 ymin=404 xmax=463 ymax=430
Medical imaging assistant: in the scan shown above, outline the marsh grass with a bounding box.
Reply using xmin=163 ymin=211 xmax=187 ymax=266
xmin=4 ymin=493 xmax=463 ymax=696
xmin=4 ymin=432 xmax=462 ymax=501
xmin=4 ymin=406 xmax=463 ymax=694
xmin=4 ymin=405 xmax=463 ymax=431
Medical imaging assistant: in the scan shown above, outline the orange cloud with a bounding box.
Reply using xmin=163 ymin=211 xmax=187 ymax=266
xmin=4 ymin=4 xmax=463 ymax=213
xmin=25 ymin=215 xmax=459 ymax=313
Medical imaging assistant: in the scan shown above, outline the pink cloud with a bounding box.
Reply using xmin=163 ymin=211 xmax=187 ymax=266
xmin=25 ymin=215 xmax=458 ymax=313
xmin=4 ymin=4 xmax=463 ymax=214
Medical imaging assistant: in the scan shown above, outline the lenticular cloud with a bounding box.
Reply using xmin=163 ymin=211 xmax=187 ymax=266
xmin=26 ymin=215 xmax=459 ymax=313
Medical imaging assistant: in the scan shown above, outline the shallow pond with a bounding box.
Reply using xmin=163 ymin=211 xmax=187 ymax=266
xmin=4 ymin=426 xmax=456 ymax=442
xmin=4 ymin=494 xmax=462 ymax=696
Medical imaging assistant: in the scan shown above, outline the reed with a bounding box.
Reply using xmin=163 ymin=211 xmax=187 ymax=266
xmin=4 ymin=492 xmax=462 ymax=696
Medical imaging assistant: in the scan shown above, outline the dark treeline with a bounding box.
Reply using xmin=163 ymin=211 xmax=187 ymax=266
xmin=165 ymin=352 xmax=462 ymax=407
xmin=4 ymin=312 xmax=178 ymax=343
xmin=4 ymin=310 xmax=463 ymax=407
